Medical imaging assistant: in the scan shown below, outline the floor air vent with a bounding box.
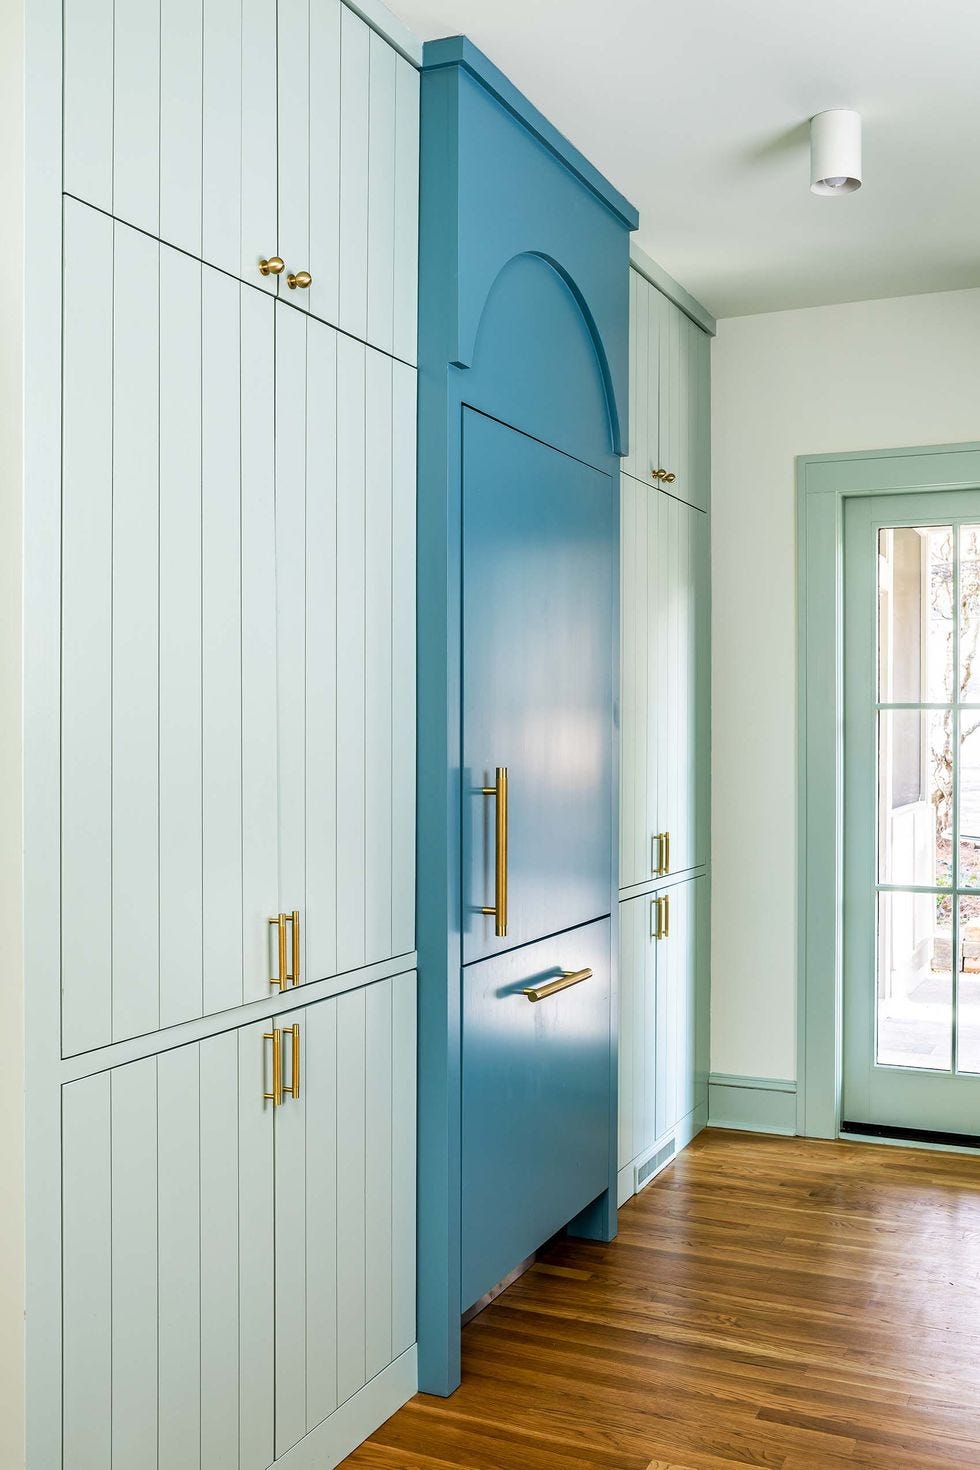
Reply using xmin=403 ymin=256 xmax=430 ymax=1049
xmin=635 ymin=1136 xmax=676 ymax=1192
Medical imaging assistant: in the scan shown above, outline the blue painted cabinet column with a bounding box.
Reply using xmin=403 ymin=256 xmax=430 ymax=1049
xmin=416 ymin=37 xmax=638 ymax=1394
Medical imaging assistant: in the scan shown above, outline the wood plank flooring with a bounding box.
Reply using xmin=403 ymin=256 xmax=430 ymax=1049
xmin=343 ymin=1128 xmax=980 ymax=1468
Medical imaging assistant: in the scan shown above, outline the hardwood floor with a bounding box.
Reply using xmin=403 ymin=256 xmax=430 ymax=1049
xmin=343 ymin=1128 xmax=980 ymax=1468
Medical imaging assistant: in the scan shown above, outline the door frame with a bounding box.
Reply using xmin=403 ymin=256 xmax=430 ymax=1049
xmin=797 ymin=441 xmax=980 ymax=1138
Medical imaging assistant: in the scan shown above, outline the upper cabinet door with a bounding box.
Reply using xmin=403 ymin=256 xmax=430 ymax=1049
xmin=462 ymin=409 xmax=615 ymax=965
xmin=623 ymin=269 xmax=661 ymax=488
xmin=619 ymin=474 xmax=660 ymax=890
xmin=658 ymin=296 xmax=710 ymax=513
xmin=62 ymin=199 xmax=280 ymax=1056
xmin=64 ymin=0 xmax=279 ymax=291
xmin=274 ymin=306 xmax=417 ymax=991
xmin=278 ymin=1 xmax=420 ymax=362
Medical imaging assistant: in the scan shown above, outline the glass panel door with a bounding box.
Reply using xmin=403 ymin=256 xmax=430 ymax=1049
xmin=843 ymin=492 xmax=980 ymax=1136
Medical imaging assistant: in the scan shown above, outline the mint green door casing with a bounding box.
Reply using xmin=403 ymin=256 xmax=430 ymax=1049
xmin=842 ymin=489 xmax=980 ymax=1135
xmin=798 ymin=443 xmax=980 ymax=1139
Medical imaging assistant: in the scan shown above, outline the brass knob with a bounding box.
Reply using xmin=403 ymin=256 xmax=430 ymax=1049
xmin=663 ymin=471 xmax=676 ymax=484
xmin=287 ymin=270 xmax=313 ymax=290
xmin=651 ymin=468 xmax=666 ymax=481
xmin=259 ymin=256 xmax=285 ymax=276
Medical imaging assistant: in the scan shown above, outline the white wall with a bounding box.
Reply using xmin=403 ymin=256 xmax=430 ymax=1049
xmin=711 ymin=287 xmax=980 ymax=1081
xmin=0 ymin=0 xmax=25 ymax=1462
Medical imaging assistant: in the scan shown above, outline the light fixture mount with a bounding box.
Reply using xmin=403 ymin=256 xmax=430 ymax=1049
xmin=810 ymin=109 xmax=862 ymax=195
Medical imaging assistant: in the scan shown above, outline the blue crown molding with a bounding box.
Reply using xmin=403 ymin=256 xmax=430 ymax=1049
xmin=422 ymin=36 xmax=639 ymax=232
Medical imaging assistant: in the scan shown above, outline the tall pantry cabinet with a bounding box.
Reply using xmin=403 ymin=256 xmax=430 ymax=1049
xmin=617 ymin=249 xmax=713 ymax=1203
xmin=16 ymin=0 xmax=423 ymax=1465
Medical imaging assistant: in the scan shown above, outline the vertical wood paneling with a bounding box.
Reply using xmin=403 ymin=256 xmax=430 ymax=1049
xmin=336 ymin=336 xmax=368 ymax=971
xmin=391 ymin=362 xmax=418 ymax=954
xmin=275 ymin=1011 xmax=309 ymax=1457
xmin=159 ymin=248 xmax=204 ymax=1031
xmin=160 ymin=0 xmax=204 ymax=255
xmin=200 ymin=1029 xmax=241 ymax=1463
xmin=633 ymin=275 xmax=649 ymax=479
xmin=305 ymin=323 xmax=339 ymax=985
xmin=308 ymin=0 xmax=343 ymax=327
xmin=240 ymin=288 xmax=280 ymax=1005
xmin=617 ymin=897 xmax=635 ymax=1168
xmin=64 ymin=0 xmax=113 ymax=210
xmin=62 ymin=201 xmax=113 ymax=1055
xmin=305 ymin=997 xmax=339 ymax=1428
xmin=202 ymin=0 xmax=243 ymax=278
xmin=336 ymin=985 xmax=368 ymax=1403
xmin=365 ymin=351 xmax=394 ymax=962
xmin=339 ymin=6 xmax=371 ymax=341
xmin=278 ymin=0 xmax=312 ymax=316
xmin=202 ymin=275 xmax=245 ymax=1015
xmin=367 ymin=33 xmax=397 ymax=355
xmin=157 ymin=1045 xmax=202 ymax=1470
xmin=240 ymin=0 xmax=279 ymax=287
xmin=238 ymin=1022 xmax=276 ymax=1470
xmin=62 ymin=1074 xmax=112 ymax=1467
xmin=114 ymin=0 xmax=162 ymax=231
xmin=276 ymin=306 xmax=309 ymax=988
xmin=111 ymin=224 xmax=161 ymax=1043
xmin=111 ymin=1058 xmax=159 ymax=1465
xmin=393 ymin=59 xmax=421 ymax=365
xmin=391 ymin=970 xmax=417 ymax=1357
xmin=365 ymin=978 xmax=394 ymax=1378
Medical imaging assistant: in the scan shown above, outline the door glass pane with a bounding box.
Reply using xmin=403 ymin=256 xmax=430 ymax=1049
xmin=959 ymin=721 xmax=980 ymax=887
xmin=877 ymin=525 xmax=953 ymax=704
xmin=877 ymin=710 xmax=951 ymax=887
xmin=960 ymin=525 xmax=980 ymax=702
xmin=876 ymin=889 xmax=953 ymax=1070
xmin=958 ymin=895 xmax=980 ymax=1074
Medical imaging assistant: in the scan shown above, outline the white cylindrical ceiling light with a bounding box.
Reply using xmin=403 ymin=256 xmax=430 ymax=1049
xmin=810 ymin=109 xmax=862 ymax=194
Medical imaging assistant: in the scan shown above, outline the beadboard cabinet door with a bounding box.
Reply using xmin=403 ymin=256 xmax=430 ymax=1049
xmin=62 ymin=200 xmax=417 ymax=1056
xmin=62 ymin=199 xmax=280 ymax=1055
xmin=278 ymin=0 xmax=419 ymax=362
xmin=64 ymin=0 xmax=420 ymax=358
xmin=618 ymin=876 xmax=707 ymax=1172
xmin=619 ymin=485 xmax=708 ymax=889
xmin=273 ymin=971 xmax=417 ymax=1459
xmin=62 ymin=1023 xmax=276 ymax=1470
xmin=64 ymin=0 xmax=278 ymax=292
xmin=622 ymin=268 xmax=661 ymax=487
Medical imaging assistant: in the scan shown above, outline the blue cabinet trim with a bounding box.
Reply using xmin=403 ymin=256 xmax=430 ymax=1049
xmin=421 ymin=37 xmax=639 ymax=231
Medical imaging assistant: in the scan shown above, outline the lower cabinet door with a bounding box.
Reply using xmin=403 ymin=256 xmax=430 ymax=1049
xmin=62 ymin=1021 xmax=276 ymax=1470
xmin=618 ymin=892 xmax=657 ymax=1171
xmin=461 ymin=919 xmax=611 ymax=1311
xmin=655 ymin=877 xmax=703 ymax=1139
xmin=272 ymin=970 xmax=418 ymax=1460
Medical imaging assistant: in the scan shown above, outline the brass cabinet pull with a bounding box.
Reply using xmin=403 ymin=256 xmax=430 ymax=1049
xmin=283 ymin=1024 xmax=301 ymax=1100
xmin=269 ymin=914 xmax=288 ymax=992
xmin=651 ymin=897 xmax=660 ymax=939
xmin=480 ymin=766 xmax=509 ymax=937
xmin=664 ymin=830 xmax=670 ymax=873
xmin=259 ymin=255 xmax=285 ymax=276
xmin=663 ymin=893 xmax=670 ymax=938
xmin=288 ymin=909 xmax=301 ymax=986
xmin=652 ymin=832 xmax=664 ymax=876
xmin=663 ymin=472 xmax=676 ymax=484
xmin=651 ymin=468 xmax=666 ymax=481
xmin=287 ymin=270 xmax=313 ymax=290
xmin=524 ymin=967 xmax=593 ymax=1003
xmin=264 ymin=1029 xmax=283 ymax=1106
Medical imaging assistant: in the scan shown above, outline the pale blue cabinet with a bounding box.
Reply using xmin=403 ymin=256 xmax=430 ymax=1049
xmin=61 ymin=971 xmax=417 ymax=1470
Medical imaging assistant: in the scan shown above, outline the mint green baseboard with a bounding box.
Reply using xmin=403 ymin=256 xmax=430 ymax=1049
xmin=708 ymin=1073 xmax=797 ymax=1136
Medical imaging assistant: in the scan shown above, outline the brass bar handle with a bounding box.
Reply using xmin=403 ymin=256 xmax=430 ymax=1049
xmin=651 ymin=896 xmax=661 ymax=939
xmin=663 ymin=893 xmax=670 ymax=938
xmin=263 ymin=1029 xmax=283 ymax=1106
xmin=269 ymin=914 xmax=287 ymax=991
xmin=664 ymin=830 xmax=670 ymax=874
xmin=283 ymin=1024 xmax=300 ymax=1100
xmin=524 ymin=967 xmax=593 ymax=1003
xmin=652 ymin=832 xmax=665 ymax=876
xmin=287 ymin=909 xmax=301 ymax=986
xmin=480 ymin=766 xmax=508 ymax=937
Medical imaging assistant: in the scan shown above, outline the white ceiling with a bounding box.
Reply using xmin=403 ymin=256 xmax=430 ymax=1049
xmin=388 ymin=0 xmax=980 ymax=318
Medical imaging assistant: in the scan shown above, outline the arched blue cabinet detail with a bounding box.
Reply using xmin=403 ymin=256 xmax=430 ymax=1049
xmin=416 ymin=36 xmax=638 ymax=1395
